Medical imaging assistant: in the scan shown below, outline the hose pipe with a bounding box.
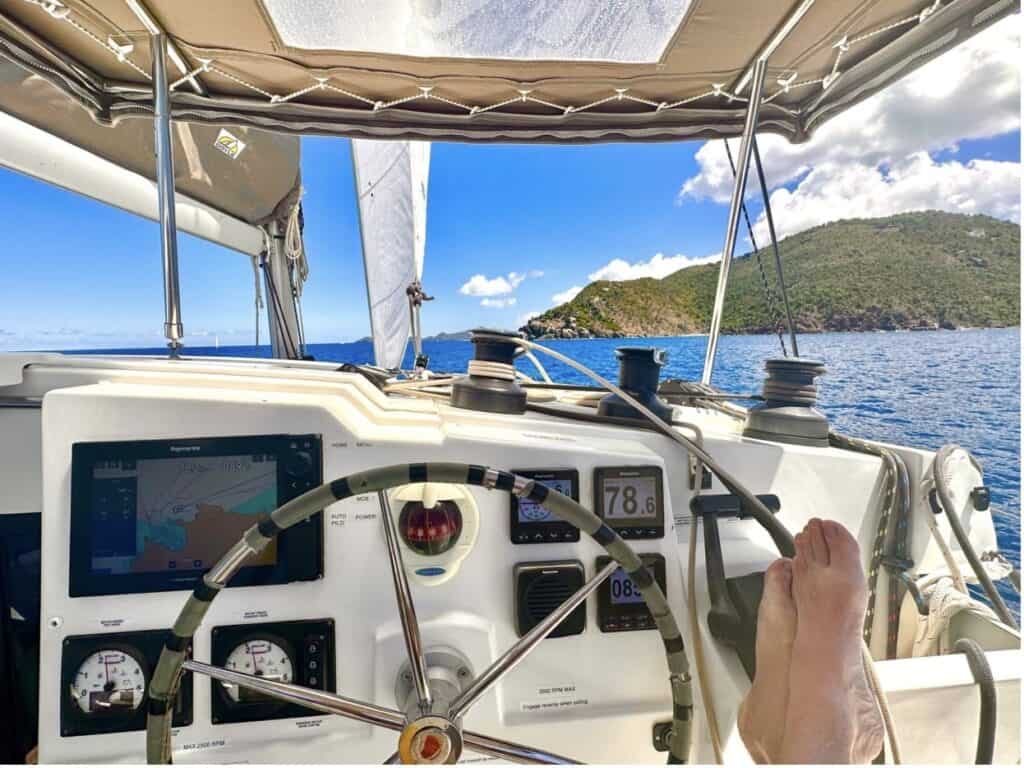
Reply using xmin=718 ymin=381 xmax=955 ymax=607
xmin=953 ymin=638 xmax=997 ymax=764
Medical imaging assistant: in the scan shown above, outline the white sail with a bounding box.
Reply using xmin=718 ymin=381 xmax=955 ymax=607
xmin=352 ymin=139 xmax=430 ymax=370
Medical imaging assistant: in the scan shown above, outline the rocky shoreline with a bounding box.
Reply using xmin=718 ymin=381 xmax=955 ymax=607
xmin=519 ymin=315 xmax=974 ymax=340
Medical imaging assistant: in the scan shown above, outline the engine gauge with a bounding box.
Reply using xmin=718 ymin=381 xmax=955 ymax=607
xmin=211 ymin=619 xmax=335 ymax=724
xmin=70 ymin=648 xmax=147 ymax=715
xmin=60 ymin=631 xmax=192 ymax=737
xmin=223 ymin=636 xmax=295 ymax=703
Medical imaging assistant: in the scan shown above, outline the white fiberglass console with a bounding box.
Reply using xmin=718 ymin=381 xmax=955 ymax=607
xmin=37 ymin=376 xmax=689 ymax=764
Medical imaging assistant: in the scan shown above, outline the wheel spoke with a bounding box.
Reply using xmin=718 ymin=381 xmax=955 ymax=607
xmin=448 ymin=561 xmax=616 ymax=721
xmin=462 ymin=730 xmax=581 ymax=764
xmin=183 ymin=659 xmax=404 ymax=731
xmin=378 ymin=490 xmax=432 ymax=712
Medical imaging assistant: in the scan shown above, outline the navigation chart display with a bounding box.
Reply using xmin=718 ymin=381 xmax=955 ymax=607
xmin=70 ymin=435 xmax=324 ymax=596
xmin=90 ymin=454 xmax=279 ymax=576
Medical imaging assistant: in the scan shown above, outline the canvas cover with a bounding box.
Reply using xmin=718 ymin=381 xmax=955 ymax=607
xmin=0 ymin=30 xmax=300 ymax=226
xmin=0 ymin=0 xmax=1015 ymax=145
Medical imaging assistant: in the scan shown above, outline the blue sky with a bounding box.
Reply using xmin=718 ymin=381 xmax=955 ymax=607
xmin=0 ymin=17 xmax=1019 ymax=351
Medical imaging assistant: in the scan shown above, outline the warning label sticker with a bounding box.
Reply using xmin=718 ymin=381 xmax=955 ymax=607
xmin=214 ymin=128 xmax=246 ymax=160
xmin=520 ymin=683 xmax=589 ymax=713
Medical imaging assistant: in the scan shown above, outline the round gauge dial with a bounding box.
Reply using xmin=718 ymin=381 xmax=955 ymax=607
xmin=70 ymin=648 xmax=147 ymax=715
xmin=223 ymin=637 xmax=294 ymax=703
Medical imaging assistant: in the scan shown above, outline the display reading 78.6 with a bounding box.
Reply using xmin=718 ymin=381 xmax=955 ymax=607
xmin=601 ymin=477 xmax=658 ymax=519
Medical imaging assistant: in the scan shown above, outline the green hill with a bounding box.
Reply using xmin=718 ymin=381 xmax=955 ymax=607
xmin=521 ymin=211 xmax=1020 ymax=338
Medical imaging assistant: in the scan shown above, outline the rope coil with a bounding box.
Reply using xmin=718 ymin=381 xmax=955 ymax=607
xmin=467 ymin=359 xmax=517 ymax=381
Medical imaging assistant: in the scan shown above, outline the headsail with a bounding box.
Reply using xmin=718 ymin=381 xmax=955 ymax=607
xmin=352 ymin=140 xmax=430 ymax=370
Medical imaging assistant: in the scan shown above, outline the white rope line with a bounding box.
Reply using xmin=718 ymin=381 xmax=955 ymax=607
xmin=283 ymin=188 xmax=308 ymax=296
xmin=20 ymin=0 xmax=951 ymax=119
xmin=169 ymin=59 xmax=211 ymax=91
xmin=205 ymin=63 xmax=274 ymax=99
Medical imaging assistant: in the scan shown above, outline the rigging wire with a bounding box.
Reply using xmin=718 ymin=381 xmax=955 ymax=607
xmin=752 ymin=138 xmax=799 ymax=357
xmin=722 ymin=139 xmax=788 ymax=358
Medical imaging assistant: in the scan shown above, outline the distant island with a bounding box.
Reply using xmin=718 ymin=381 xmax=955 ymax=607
xmin=355 ymin=329 xmax=473 ymax=343
xmin=518 ymin=211 xmax=1021 ymax=339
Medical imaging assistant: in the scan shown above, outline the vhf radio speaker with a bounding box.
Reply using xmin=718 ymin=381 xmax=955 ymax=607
xmin=514 ymin=560 xmax=586 ymax=638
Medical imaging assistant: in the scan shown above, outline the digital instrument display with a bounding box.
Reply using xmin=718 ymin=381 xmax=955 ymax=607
xmin=609 ymin=568 xmax=645 ymax=605
xmin=517 ymin=477 xmax=573 ymax=523
xmin=509 ymin=470 xmax=580 ymax=544
xmin=70 ymin=435 xmax=323 ymax=596
xmin=594 ymin=466 xmax=665 ymax=539
xmin=88 ymin=453 xmax=280 ymax=576
xmin=596 ymin=554 xmax=667 ymax=632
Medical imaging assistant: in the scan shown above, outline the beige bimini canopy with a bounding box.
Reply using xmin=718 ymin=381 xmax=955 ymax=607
xmin=0 ymin=0 xmax=1016 ymax=146
xmin=0 ymin=57 xmax=300 ymax=227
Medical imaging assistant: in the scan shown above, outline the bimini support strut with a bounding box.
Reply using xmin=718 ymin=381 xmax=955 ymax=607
xmin=701 ymin=57 xmax=768 ymax=385
xmin=702 ymin=0 xmax=816 ymax=384
xmin=151 ymin=32 xmax=184 ymax=357
xmin=261 ymin=220 xmax=305 ymax=360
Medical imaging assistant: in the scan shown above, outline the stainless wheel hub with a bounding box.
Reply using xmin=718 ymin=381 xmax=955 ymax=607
xmin=399 ymin=716 xmax=463 ymax=764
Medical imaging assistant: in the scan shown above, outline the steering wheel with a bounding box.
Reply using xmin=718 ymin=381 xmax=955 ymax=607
xmin=146 ymin=462 xmax=693 ymax=764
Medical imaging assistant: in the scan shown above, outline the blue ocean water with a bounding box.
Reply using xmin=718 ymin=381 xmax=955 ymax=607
xmin=75 ymin=327 xmax=1020 ymax=615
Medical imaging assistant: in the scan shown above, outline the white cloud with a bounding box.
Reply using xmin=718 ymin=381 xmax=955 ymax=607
xmin=679 ymin=16 xmax=1021 ymax=237
xmin=552 ymin=285 xmax=584 ymax=304
xmin=481 ymin=297 xmax=517 ymax=308
xmin=752 ymin=153 xmax=1021 ymax=242
xmin=587 ymin=252 xmax=720 ymax=282
xmin=459 ymin=273 xmax=515 ymax=297
xmin=460 ymin=270 xmax=543 ymax=297
xmin=518 ymin=310 xmax=542 ymax=324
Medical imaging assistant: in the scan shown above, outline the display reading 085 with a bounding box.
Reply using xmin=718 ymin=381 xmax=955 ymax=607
xmin=593 ymin=466 xmax=664 ymax=539
xmin=596 ymin=553 xmax=667 ymax=632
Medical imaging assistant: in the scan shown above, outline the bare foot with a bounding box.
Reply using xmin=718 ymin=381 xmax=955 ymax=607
xmin=739 ymin=558 xmax=796 ymax=763
xmin=781 ymin=519 xmax=885 ymax=764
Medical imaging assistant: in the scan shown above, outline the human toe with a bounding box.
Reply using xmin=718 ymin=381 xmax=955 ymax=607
xmin=765 ymin=557 xmax=794 ymax=595
xmin=807 ymin=518 xmax=830 ymax=565
xmin=822 ymin=520 xmax=860 ymax=568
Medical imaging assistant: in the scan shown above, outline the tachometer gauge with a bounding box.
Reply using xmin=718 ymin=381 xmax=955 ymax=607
xmin=223 ymin=636 xmax=294 ymax=703
xmin=70 ymin=648 xmax=146 ymax=715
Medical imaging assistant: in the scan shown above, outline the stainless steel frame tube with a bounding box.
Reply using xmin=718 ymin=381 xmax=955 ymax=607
xmin=701 ymin=57 xmax=768 ymax=385
xmin=151 ymin=33 xmax=184 ymax=355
